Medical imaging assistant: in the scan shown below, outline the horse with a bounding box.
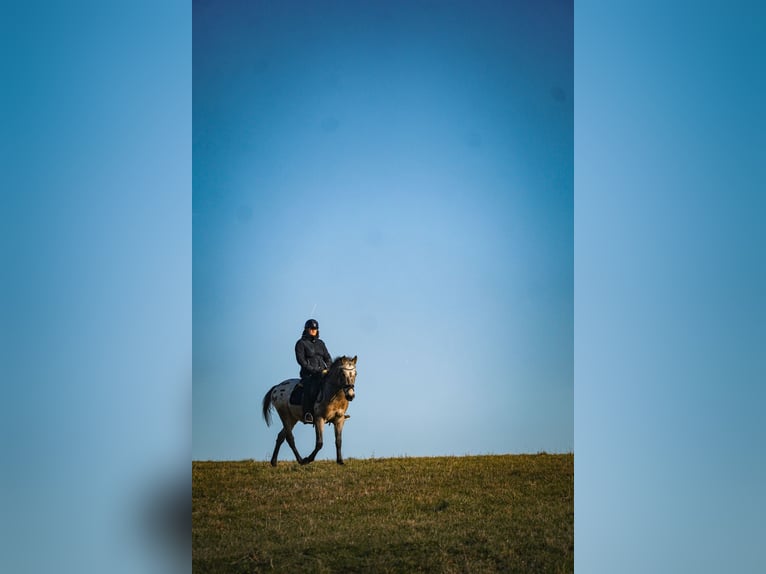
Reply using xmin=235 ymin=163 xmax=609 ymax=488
xmin=262 ymin=355 xmax=357 ymax=466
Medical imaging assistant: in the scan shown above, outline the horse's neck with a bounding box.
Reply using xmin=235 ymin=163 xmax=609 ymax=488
xmin=321 ymin=375 xmax=343 ymax=401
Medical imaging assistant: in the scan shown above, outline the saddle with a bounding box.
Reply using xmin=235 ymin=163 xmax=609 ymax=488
xmin=289 ymin=381 xmax=324 ymax=406
xmin=289 ymin=383 xmax=304 ymax=406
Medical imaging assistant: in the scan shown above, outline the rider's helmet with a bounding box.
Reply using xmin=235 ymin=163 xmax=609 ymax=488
xmin=304 ymin=319 xmax=319 ymax=330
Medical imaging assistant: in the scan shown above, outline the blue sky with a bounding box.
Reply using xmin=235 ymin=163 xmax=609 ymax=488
xmin=193 ymin=0 xmax=573 ymax=460
xmin=1 ymin=2 xmax=763 ymax=573
xmin=575 ymin=2 xmax=765 ymax=571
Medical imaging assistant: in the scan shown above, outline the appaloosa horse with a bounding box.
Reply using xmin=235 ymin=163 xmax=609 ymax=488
xmin=262 ymin=355 xmax=357 ymax=466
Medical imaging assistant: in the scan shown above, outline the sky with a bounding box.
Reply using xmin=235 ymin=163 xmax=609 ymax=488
xmin=575 ymin=2 xmax=765 ymax=571
xmin=0 ymin=1 xmax=763 ymax=573
xmin=192 ymin=0 xmax=573 ymax=461
xmin=2 ymin=4 xmax=190 ymax=573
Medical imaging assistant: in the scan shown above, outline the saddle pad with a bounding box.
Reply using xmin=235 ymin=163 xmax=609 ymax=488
xmin=289 ymin=383 xmax=303 ymax=405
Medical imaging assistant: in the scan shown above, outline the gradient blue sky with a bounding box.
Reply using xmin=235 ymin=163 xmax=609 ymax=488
xmin=2 ymin=4 xmax=190 ymax=573
xmin=193 ymin=0 xmax=573 ymax=460
xmin=576 ymin=2 xmax=765 ymax=571
xmin=1 ymin=2 xmax=763 ymax=573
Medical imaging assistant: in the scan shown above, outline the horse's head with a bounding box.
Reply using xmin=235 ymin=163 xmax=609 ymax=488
xmin=331 ymin=355 xmax=357 ymax=401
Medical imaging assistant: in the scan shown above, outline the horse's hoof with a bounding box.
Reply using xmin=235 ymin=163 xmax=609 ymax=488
xmin=336 ymin=460 xmax=345 ymax=465
xmin=270 ymin=460 xmax=277 ymax=467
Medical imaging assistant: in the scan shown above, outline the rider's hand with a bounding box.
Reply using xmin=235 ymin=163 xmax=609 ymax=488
xmin=321 ymin=369 xmax=328 ymax=375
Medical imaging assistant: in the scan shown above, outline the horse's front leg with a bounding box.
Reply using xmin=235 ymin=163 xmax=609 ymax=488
xmin=334 ymin=418 xmax=346 ymax=465
xmin=303 ymin=418 xmax=325 ymax=464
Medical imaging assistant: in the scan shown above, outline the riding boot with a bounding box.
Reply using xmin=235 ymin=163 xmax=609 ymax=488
xmin=301 ymin=379 xmax=314 ymax=423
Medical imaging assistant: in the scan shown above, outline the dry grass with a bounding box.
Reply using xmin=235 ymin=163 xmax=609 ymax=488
xmin=193 ymin=454 xmax=573 ymax=573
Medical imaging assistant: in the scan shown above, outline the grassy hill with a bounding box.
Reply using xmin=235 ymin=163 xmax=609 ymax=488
xmin=193 ymin=454 xmax=573 ymax=573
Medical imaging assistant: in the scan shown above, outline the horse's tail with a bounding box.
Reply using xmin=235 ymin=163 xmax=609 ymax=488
xmin=262 ymin=386 xmax=275 ymax=427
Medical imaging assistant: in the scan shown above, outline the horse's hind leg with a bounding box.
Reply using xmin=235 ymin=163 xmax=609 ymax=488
xmin=281 ymin=418 xmax=304 ymax=465
xmin=270 ymin=429 xmax=286 ymax=467
xmin=271 ymin=424 xmax=304 ymax=466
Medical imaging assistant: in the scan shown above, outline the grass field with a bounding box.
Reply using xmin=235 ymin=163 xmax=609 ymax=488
xmin=193 ymin=454 xmax=573 ymax=573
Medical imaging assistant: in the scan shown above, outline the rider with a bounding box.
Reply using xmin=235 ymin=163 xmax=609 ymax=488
xmin=295 ymin=318 xmax=332 ymax=424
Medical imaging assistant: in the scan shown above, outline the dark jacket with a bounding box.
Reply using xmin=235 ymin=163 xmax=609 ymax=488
xmin=295 ymin=330 xmax=332 ymax=378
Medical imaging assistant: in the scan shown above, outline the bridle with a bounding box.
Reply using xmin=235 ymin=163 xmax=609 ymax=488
xmin=333 ymin=364 xmax=356 ymax=400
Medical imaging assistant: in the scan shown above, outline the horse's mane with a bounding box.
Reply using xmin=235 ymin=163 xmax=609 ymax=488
xmin=331 ymin=356 xmax=351 ymax=368
xmin=328 ymin=355 xmax=356 ymax=377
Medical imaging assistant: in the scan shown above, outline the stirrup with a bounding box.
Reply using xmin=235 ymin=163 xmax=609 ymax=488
xmin=303 ymin=412 xmax=314 ymax=423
